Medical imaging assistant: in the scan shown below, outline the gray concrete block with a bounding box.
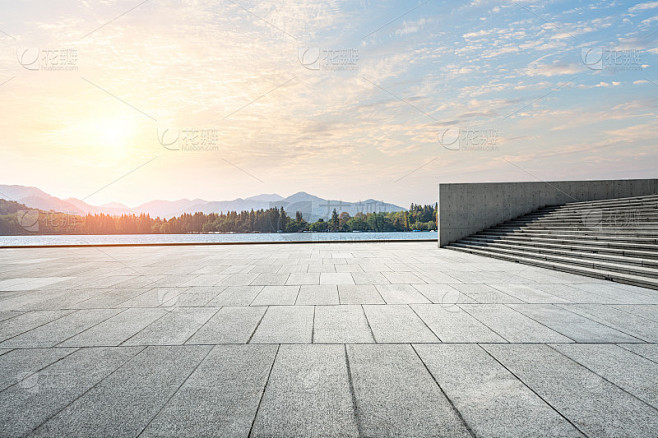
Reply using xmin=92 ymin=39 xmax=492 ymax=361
xmin=296 ymin=285 xmax=339 ymax=305
xmin=123 ymin=307 xmax=218 ymax=345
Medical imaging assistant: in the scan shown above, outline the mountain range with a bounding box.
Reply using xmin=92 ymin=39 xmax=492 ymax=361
xmin=0 ymin=185 xmax=405 ymax=221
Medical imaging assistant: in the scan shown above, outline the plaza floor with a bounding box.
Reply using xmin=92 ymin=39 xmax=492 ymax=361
xmin=0 ymin=242 xmax=657 ymax=437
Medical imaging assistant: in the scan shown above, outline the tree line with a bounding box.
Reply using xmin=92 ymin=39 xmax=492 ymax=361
xmin=0 ymin=199 xmax=437 ymax=235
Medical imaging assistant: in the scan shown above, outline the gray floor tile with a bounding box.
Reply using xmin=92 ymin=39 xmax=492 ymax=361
xmin=338 ymin=285 xmax=385 ymax=304
xmin=252 ymin=345 xmax=358 ymax=437
xmin=207 ymin=285 xmax=263 ymax=306
xmin=123 ymin=307 xmax=218 ymax=345
xmin=364 ymin=305 xmax=438 ymax=343
xmin=314 ymin=306 xmax=374 ymax=343
xmin=0 ymin=346 xmax=143 ymax=437
xmin=60 ymin=308 xmax=168 ymax=347
xmin=250 ymin=306 xmax=314 ymax=343
xmin=251 ymin=285 xmax=300 ymax=306
xmin=412 ymin=304 xmax=506 ymax=343
xmin=295 ymin=285 xmax=339 ymax=305
xmin=375 ymin=284 xmax=431 ymax=304
xmin=462 ymin=305 xmax=572 ymax=343
xmin=32 ymin=345 xmax=211 ymax=437
xmin=0 ymin=347 xmax=77 ymax=392
xmin=552 ymin=344 xmax=658 ymax=408
xmin=484 ymin=344 xmax=658 ymax=437
xmin=143 ymin=345 xmax=277 ymax=437
xmin=187 ymin=307 xmax=266 ymax=344
xmin=347 ymin=344 xmax=471 ymax=437
xmin=509 ymin=304 xmax=640 ymax=343
xmin=0 ymin=309 xmax=121 ymax=348
xmin=415 ymin=344 xmax=583 ymax=437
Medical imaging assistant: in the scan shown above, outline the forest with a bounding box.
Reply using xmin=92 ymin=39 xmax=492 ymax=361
xmin=0 ymin=199 xmax=437 ymax=235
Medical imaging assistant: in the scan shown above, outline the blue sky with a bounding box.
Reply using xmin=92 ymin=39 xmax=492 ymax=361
xmin=0 ymin=0 xmax=656 ymax=207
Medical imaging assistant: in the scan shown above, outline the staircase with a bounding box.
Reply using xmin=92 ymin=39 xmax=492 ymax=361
xmin=447 ymin=194 xmax=658 ymax=290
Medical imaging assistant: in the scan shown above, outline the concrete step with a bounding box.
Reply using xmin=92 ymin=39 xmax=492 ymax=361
xmin=495 ymin=226 xmax=658 ymax=236
xmin=451 ymin=242 xmax=658 ymax=279
xmin=477 ymin=230 xmax=658 ymax=245
xmin=459 ymin=238 xmax=658 ymax=269
xmin=447 ymin=245 xmax=658 ymax=290
xmin=471 ymin=233 xmax=658 ymax=252
xmin=464 ymin=235 xmax=658 ymax=260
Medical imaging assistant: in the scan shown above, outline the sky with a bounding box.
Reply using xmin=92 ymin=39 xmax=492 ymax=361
xmin=0 ymin=0 xmax=656 ymax=208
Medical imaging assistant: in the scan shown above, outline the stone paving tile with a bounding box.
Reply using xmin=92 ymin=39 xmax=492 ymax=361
xmin=490 ymin=284 xmax=570 ymax=303
xmin=295 ymin=285 xmax=339 ymax=305
xmin=375 ymin=284 xmax=431 ymax=304
xmin=250 ymin=273 xmax=290 ymax=286
xmin=462 ymin=304 xmax=573 ymax=343
xmin=60 ymin=308 xmax=168 ymax=347
xmin=142 ymin=345 xmax=277 ymax=437
xmin=618 ymin=343 xmax=658 ymax=363
xmin=338 ymin=285 xmax=385 ymax=304
xmin=314 ymin=306 xmax=374 ymax=343
xmin=611 ymin=304 xmax=658 ymax=322
xmin=450 ymin=284 xmax=523 ymax=304
xmin=509 ymin=304 xmax=641 ymax=343
xmin=187 ymin=307 xmax=266 ymax=344
xmin=215 ymin=273 xmax=259 ymax=287
xmin=558 ymin=304 xmax=658 ymax=342
xmin=347 ymin=344 xmax=471 ymax=437
xmin=250 ymin=306 xmax=314 ymax=344
xmin=285 ymin=272 xmax=320 ymax=285
xmin=364 ymin=305 xmax=438 ymax=343
xmin=553 ymin=344 xmax=658 ymax=409
xmin=484 ymin=344 xmax=658 ymax=437
xmin=251 ymin=285 xmax=300 ymax=306
xmin=0 ymin=346 xmax=143 ymax=437
xmin=411 ymin=284 xmax=477 ymax=305
xmin=32 ymin=345 xmax=210 ymax=438
xmin=0 ymin=347 xmax=77 ymax=391
xmin=207 ymin=285 xmax=263 ymax=306
xmin=0 ymin=309 xmax=122 ymax=348
xmin=382 ymin=271 xmax=426 ymax=284
xmin=123 ymin=307 xmax=219 ymax=346
xmin=414 ymin=344 xmax=583 ymax=437
xmin=0 ymin=310 xmax=74 ymax=343
xmin=252 ymin=345 xmax=358 ymax=437
xmin=319 ymin=272 xmax=355 ymax=285
xmin=350 ymin=272 xmax=390 ymax=284
xmin=411 ymin=304 xmax=506 ymax=343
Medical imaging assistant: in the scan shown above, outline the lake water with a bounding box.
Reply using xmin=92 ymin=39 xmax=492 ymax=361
xmin=0 ymin=231 xmax=437 ymax=247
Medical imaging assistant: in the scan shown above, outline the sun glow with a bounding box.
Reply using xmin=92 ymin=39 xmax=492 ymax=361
xmin=91 ymin=117 xmax=138 ymax=151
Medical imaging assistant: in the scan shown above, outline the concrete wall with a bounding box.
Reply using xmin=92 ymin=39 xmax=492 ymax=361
xmin=438 ymin=179 xmax=658 ymax=247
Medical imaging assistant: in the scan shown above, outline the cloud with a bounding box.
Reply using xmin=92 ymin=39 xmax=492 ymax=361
xmin=629 ymin=1 xmax=658 ymax=12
